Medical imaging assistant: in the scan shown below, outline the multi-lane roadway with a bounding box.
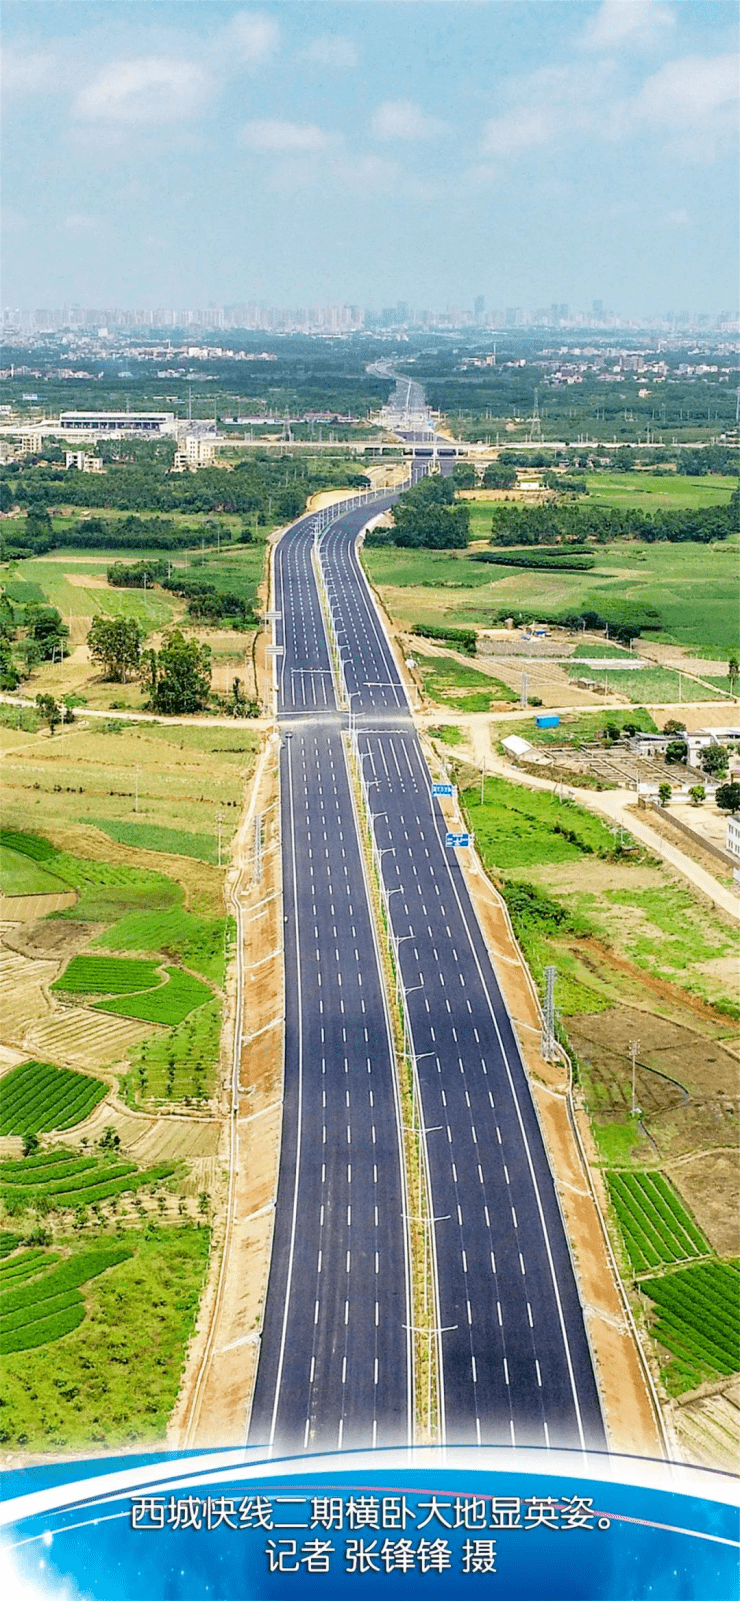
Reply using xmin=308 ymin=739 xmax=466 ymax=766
xmin=249 ymin=486 xmax=605 ymax=1454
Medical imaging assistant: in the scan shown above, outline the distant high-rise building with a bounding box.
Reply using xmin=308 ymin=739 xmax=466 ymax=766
xmin=474 ymin=295 xmax=485 ymax=321
xmin=505 ymin=307 xmax=521 ymax=327
xmin=592 ymin=299 xmax=604 ymax=319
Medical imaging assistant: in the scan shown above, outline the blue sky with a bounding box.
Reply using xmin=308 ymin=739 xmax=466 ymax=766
xmin=2 ymin=1 xmax=738 ymax=314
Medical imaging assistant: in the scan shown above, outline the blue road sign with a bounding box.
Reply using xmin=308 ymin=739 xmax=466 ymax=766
xmin=432 ymin=782 xmax=454 ymax=797
xmin=445 ymin=831 xmax=470 ymax=848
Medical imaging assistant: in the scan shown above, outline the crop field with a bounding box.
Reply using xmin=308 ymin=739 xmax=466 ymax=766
xmin=606 ymin=1170 xmax=709 ymax=1273
xmin=0 ymin=1225 xmax=210 ymax=1449
xmin=642 ymin=1261 xmax=740 ymax=1394
xmin=0 ymin=1244 xmax=132 ymax=1354
xmin=363 ymin=538 xmax=739 ymax=654
xmin=52 ymin=955 xmax=162 ymax=995
xmin=90 ymin=818 xmax=228 ymax=865
xmin=123 ymin=998 xmax=221 ymax=1106
xmin=0 ymin=844 xmax=68 ymax=896
xmin=94 ymin=966 xmax=212 ymax=1026
xmin=0 ymin=1148 xmax=175 ymax=1214
xmin=583 ymin=472 xmax=738 ymax=511
xmin=0 ymin=1060 xmax=107 ymax=1135
xmin=95 ymin=906 xmax=232 ymax=984
xmin=566 ymin=661 xmax=725 ymax=703
xmin=415 ymin=651 xmax=517 ymax=711
xmin=1 ymin=723 xmax=251 ymax=882
xmin=6 ymin=556 xmax=179 ymax=629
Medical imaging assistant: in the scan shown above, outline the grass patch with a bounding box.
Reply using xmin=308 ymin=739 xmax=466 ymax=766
xmin=428 ymin=724 xmax=465 ymax=747
xmin=50 ymin=854 xmax=182 ymax=925
xmin=94 ymin=907 xmax=233 ymax=985
xmin=602 ymin=884 xmax=738 ymax=984
xmin=94 ymin=966 xmax=212 ymax=1025
xmin=0 ymin=845 xmax=68 ymax=896
xmin=0 ymin=1148 xmax=175 ymax=1215
xmin=498 ymin=707 xmax=657 ymax=748
xmin=90 ymin=818 xmax=227 ymax=866
xmin=463 ymin=775 xmax=619 ymax=869
xmin=123 ymin=998 xmax=221 ymax=1106
xmin=415 ymin=650 xmax=516 ymax=709
xmin=0 ymin=1224 xmax=209 ymax=1448
xmin=52 ymin=955 xmax=163 ymax=995
xmin=0 ymin=1061 xmax=107 ymax=1136
xmin=606 ymin=1170 xmax=710 ymax=1274
xmin=591 ymin=1119 xmax=655 ymax=1167
xmin=642 ymin=1260 xmax=740 ymax=1395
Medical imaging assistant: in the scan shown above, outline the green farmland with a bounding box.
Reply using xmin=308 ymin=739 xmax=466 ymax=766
xmin=94 ymin=966 xmax=212 ymax=1025
xmin=0 ymin=1148 xmax=175 ymax=1215
xmin=0 ymin=1244 xmax=132 ymax=1354
xmin=414 ymin=650 xmax=516 ymax=711
xmin=363 ymin=537 xmax=740 ymax=653
xmin=0 ymin=1061 xmax=106 ymax=1136
xmin=0 ymin=845 xmax=68 ymax=896
xmin=0 ymin=1225 xmax=210 ymax=1448
xmin=52 ymin=955 xmax=163 ymax=995
xmin=607 ymin=1170 xmax=709 ymax=1274
xmin=642 ymin=1260 xmax=740 ymax=1395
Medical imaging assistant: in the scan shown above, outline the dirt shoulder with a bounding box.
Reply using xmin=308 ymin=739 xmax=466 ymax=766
xmin=420 ymin=736 xmax=666 ymax=1459
xmin=169 ymin=733 xmax=283 ymax=1447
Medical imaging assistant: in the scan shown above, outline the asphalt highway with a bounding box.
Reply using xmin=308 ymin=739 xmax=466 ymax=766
xmin=248 ymin=508 xmax=412 ymax=1453
xmin=319 ymin=516 xmax=606 ymax=1451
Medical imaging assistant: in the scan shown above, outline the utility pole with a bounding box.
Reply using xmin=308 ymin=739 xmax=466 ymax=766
xmin=520 ymin=671 xmax=528 ymax=708
xmin=630 ymin=1039 xmax=640 ymax=1116
xmin=480 ymin=755 xmax=486 ymax=806
xmin=217 ymin=811 xmax=223 ymax=868
xmin=542 ymin=966 xmax=556 ymax=1061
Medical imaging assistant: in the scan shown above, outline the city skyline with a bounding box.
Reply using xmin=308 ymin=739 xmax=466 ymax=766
xmin=2 ymin=1 xmax=738 ymax=315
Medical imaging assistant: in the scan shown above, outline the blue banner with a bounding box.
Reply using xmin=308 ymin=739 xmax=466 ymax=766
xmin=2 ymin=1446 xmax=738 ymax=1600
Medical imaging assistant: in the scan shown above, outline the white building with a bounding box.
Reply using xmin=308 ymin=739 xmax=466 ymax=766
xmin=65 ymin=450 xmax=103 ymax=473
xmin=727 ymin=815 xmax=740 ymax=859
xmin=59 ymin=411 xmax=176 ymax=436
xmin=172 ymin=435 xmax=216 ymax=471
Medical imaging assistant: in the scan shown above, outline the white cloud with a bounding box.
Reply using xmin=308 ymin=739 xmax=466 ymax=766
xmin=0 ymin=46 xmax=59 ymax=98
xmin=631 ymin=51 xmax=738 ymax=128
xmin=371 ymin=99 xmax=446 ymax=142
xmin=482 ymin=104 xmax=556 ymax=158
xmin=64 ymin=212 xmax=97 ymax=231
xmin=580 ymin=0 xmax=675 ymax=53
xmin=73 ymin=57 xmax=210 ymax=123
xmin=217 ymin=12 xmax=280 ymax=65
xmin=240 ymin=119 xmax=339 ymax=153
xmin=299 ymin=35 xmax=358 ymax=70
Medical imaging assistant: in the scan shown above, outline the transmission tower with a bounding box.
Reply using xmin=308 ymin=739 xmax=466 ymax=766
xmin=281 ymin=409 xmax=293 ymax=444
xmin=541 ymin=965 xmax=556 ymax=1061
xmin=528 ymin=386 xmax=542 ymax=442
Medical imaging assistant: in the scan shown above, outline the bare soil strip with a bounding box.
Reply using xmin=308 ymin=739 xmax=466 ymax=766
xmin=170 ymin=735 xmax=284 ymax=1448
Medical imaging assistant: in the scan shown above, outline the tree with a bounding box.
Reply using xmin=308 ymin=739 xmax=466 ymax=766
xmin=688 ymin=784 xmax=706 ymax=805
xmin=665 ymin=739 xmax=688 ymax=764
xmin=715 ymin=780 xmax=740 ymax=813
xmin=483 ymin=462 xmax=517 ymax=490
xmin=728 ymin=655 xmax=739 ymax=695
xmin=25 ymin=603 xmax=68 ymax=661
xmin=662 ymin=718 xmax=686 ymax=735
xmin=658 ymin=782 xmax=672 ymax=806
xmin=142 ymin=628 xmax=211 ymax=714
xmin=22 ymin=1131 xmax=40 ymax=1158
xmin=88 ymin=615 xmax=144 ymax=682
xmin=98 ymin=1125 xmax=121 ymax=1154
xmin=701 ymin=744 xmax=730 ymax=778
xmin=0 ymin=630 xmax=19 ymax=690
xmin=35 ymin=693 xmax=62 ymax=735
